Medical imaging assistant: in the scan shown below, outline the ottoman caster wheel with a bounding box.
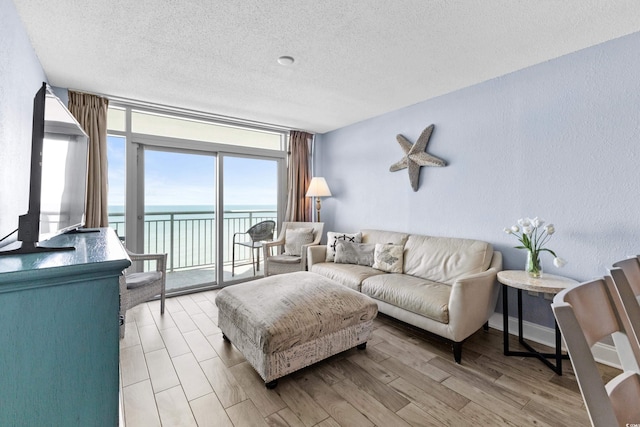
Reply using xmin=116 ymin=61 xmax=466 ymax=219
xmin=356 ymin=342 xmax=367 ymax=350
xmin=222 ymin=334 xmax=230 ymax=342
xmin=265 ymin=380 xmax=278 ymax=389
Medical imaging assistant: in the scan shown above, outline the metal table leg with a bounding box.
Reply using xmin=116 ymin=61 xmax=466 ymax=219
xmin=502 ymin=284 xmax=568 ymax=375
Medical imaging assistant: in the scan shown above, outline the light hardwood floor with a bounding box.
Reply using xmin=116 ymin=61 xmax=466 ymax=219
xmin=119 ymin=290 xmax=619 ymax=426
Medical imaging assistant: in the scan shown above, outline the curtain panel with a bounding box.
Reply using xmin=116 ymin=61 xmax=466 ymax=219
xmin=68 ymin=91 xmax=109 ymax=228
xmin=284 ymin=131 xmax=313 ymax=222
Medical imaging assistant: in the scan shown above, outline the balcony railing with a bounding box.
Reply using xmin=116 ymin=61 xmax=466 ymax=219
xmin=109 ymin=209 xmax=277 ymax=272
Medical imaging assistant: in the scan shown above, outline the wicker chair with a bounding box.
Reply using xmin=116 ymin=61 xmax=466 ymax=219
xmin=119 ymin=250 xmax=167 ymax=338
xmin=263 ymin=222 xmax=324 ymax=276
xmin=231 ymin=220 xmax=276 ymax=276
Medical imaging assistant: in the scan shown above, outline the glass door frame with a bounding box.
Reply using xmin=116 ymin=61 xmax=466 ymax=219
xmin=219 ymin=152 xmax=285 ymax=282
xmin=125 ymin=133 xmax=286 ymax=289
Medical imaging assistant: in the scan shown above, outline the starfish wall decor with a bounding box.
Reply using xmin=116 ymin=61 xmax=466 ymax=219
xmin=389 ymin=124 xmax=446 ymax=191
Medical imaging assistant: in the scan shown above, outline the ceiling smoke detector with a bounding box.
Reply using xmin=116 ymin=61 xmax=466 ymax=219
xmin=277 ymin=56 xmax=295 ymax=66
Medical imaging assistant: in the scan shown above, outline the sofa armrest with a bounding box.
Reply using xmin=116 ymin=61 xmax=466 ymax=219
xmin=307 ymin=245 xmax=327 ymax=270
xmin=447 ymin=267 xmax=500 ymax=342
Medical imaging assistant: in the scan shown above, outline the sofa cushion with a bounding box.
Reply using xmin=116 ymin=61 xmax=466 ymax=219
xmin=403 ymin=235 xmax=493 ymax=285
xmin=310 ymin=262 xmax=385 ymax=292
xmin=362 ymin=274 xmax=451 ymax=323
xmin=361 ymin=229 xmax=409 ymax=246
xmin=334 ymin=241 xmax=375 ymax=266
xmin=326 ymin=232 xmax=362 ymax=262
xmin=372 ymin=244 xmax=404 ymax=273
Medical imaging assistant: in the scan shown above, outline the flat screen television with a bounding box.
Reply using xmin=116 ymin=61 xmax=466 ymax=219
xmin=0 ymin=82 xmax=90 ymax=255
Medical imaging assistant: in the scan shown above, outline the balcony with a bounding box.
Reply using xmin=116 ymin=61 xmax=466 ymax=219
xmin=109 ymin=208 xmax=277 ymax=291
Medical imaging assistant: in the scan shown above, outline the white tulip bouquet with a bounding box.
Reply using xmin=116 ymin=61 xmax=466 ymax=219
xmin=503 ymin=217 xmax=566 ymax=277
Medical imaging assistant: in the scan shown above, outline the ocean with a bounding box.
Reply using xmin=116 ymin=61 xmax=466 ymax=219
xmin=108 ymin=205 xmax=278 ymax=269
xmin=108 ymin=204 xmax=277 ymax=216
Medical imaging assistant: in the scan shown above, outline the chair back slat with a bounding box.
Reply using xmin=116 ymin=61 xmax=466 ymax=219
xmin=248 ymin=220 xmax=276 ymax=242
xmin=608 ymin=266 xmax=640 ymax=373
xmin=613 ymin=257 xmax=640 ymax=297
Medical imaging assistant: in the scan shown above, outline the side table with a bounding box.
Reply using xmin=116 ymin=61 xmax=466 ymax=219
xmin=498 ymin=270 xmax=578 ymax=375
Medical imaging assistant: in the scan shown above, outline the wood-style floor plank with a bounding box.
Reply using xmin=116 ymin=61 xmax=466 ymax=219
xmin=155 ymin=385 xmax=198 ymax=427
xmin=182 ymin=329 xmax=217 ymax=362
xmin=332 ymin=378 xmax=413 ymax=427
xmin=137 ymin=323 xmax=165 ymax=354
xmin=171 ymin=352 xmax=213 ymax=401
xmin=327 ymin=357 xmax=410 ymax=412
xmin=295 ymin=372 xmax=374 ymax=427
xmin=189 ymin=393 xmax=234 ymax=427
xmin=379 ymin=354 xmax=470 ymax=411
xmin=200 ymin=356 xmax=247 ymax=408
xmin=119 ymin=291 xmax=614 ymax=426
xmin=145 ymin=348 xmax=180 ymax=393
xmin=229 ymin=361 xmax=288 ymax=417
xmin=122 ymin=379 xmax=161 ymax=427
xmin=120 ymin=344 xmax=149 ymax=387
xmin=226 ymin=399 xmax=270 ymax=427
xmin=275 ymin=377 xmax=330 ymax=426
xmin=265 ymin=407 xmax=306 ymax=427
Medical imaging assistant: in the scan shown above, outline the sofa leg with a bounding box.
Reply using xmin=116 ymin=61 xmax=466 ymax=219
xmin=452 ymin=342 xmax=462 ymax=364
xmin=483 ymin=321 xmax=489 ymax=332
xmin=356 ymin=342 xmax=367 ymax=350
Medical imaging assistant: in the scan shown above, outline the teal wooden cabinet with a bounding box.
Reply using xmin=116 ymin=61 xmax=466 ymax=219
xmin=0 ymin=228 xmax=130 ymax=426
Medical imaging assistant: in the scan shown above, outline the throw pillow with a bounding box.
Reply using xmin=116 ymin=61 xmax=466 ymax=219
xmin=283 ymin=228 xmax=314 ymax=256
xmin=334 ymin=241 xmax=375 ymax=266
xmin=325 ymin=231 xmax=362 ymax=262
xmin=373 ymin=244 xmax=404 ymax=273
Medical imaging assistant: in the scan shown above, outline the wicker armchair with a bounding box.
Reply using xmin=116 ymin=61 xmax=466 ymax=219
xmin=263 ymin=222 xmax=324 ymax=276
xmin=119 ymin=250 xmax=167 ymax=338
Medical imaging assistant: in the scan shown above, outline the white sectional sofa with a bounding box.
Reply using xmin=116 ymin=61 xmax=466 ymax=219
xmin=307 ymin=229 xmax=503 ymax=363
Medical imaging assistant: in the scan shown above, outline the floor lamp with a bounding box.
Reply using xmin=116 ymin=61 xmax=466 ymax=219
xmin=305 ymin=177 xmax=332 ymax=222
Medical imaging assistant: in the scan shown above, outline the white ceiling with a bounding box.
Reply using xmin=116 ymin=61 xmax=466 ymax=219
xmin=12 ymin=1 xmax=640 ymax=133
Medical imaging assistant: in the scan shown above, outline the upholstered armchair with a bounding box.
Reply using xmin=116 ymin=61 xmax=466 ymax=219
xmin=119 ymin=249 xmax=167 ymax=338
xmin=263 ymin=222 xmax=324 ymax=276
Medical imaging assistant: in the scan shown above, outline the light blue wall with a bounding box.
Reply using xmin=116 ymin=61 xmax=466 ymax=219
xmin=316 ymin=31 xmax=640 ymax=327
xmin=0 ymin=0 xmax=48 ymax=245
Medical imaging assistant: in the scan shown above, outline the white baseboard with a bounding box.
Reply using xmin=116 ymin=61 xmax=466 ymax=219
xmin=488 ymin=312 xmax=621 ymax=369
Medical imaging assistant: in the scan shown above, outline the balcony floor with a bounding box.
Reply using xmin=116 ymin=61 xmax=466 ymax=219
xmin=166 ymin=262 xmax=264 ymax=293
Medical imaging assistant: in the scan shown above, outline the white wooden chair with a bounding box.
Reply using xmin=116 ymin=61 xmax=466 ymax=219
xmin=263 ymin=222 xmax=324 ymax=276
xmin=119 ymin=250 xmax=167 ymax=338
xmin=609 ymin=259 xmax=640 ymax=373
xmin=552 ymin=277 xmax=640 ymax=426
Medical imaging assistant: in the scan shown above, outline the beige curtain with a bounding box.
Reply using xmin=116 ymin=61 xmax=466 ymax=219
xmin=68 ymin=91 xmax=109 ymax=228
xmin=284 ymin=131 xmax=313 ymax=222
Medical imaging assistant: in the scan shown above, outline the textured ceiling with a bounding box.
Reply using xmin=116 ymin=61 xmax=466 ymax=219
xmin=12 ymin=1 xmax=640 ymax=133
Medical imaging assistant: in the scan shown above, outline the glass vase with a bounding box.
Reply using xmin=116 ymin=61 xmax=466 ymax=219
xmin=526 ymin=250 xmax=542 ymax=278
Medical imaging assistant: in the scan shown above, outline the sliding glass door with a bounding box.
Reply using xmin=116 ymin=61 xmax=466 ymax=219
xmin=107 ymin=103 xmax=287 ymax=294
xmin=222 ymin=156 xmax=279 ymax=281
xmin=143 ymin=148 xmax=216 ymax=292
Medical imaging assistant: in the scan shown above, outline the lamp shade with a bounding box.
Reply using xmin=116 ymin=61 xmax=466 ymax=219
xmin=305 ymin=177 xmax=332 ymax=197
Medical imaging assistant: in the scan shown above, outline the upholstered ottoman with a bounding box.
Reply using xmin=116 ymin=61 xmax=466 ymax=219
xmin=215 ymin=271 xmax=378 ymax=388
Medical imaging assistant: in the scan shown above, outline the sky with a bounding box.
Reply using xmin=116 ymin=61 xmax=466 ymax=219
xmin=107 ymin=136 xmax=278 ymax=208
